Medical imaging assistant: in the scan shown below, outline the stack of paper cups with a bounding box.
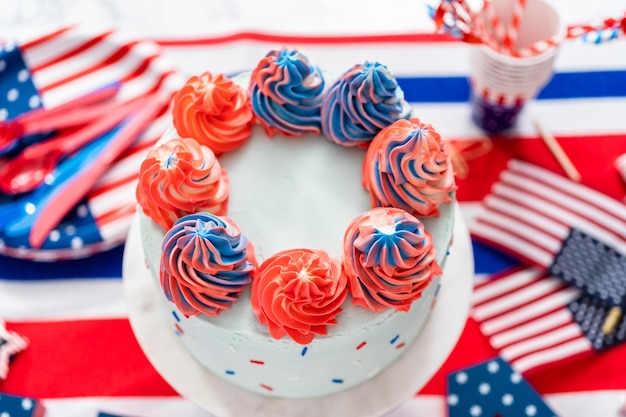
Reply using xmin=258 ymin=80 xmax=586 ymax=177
xmin=469 ymin=0 xmax=564 ymax=132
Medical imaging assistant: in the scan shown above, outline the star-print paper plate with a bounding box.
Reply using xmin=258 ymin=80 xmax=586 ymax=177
xmin=0 ymin=25 xmax=182 ymax=261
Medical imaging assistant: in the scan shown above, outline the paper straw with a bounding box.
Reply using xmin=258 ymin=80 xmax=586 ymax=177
xmin=534 ymin=119 xmax=581 ymax=182
xmin=476 ymin=10 xmax=501 ymax=51
xmin=580 ymin=26 xmax=622 ymax=44
xmin=505 ymin=0 xmax=527 ymax=53
xmin=482 ymin=0 xmax=507 ymax=52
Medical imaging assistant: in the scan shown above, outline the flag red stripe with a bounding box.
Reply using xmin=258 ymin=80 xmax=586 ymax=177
xmin=490 ymin=308 xmax=576 ymax=349
xmin=19 ymin=25 xmax=74 ymax=50
xmin=120 ymin=53 xmax=161 ymax=84
xmin=476 ymin=284 xmax=574 ymax=335
xmin=472 ymin=208 xmax=561 ymax=257
xmin=487 ymin=187 xmax=571 ymax=231
xmin=472 ymin=266 xmax=528 ymax=290
xmin=510 ymin=337 xmax=593 ymax=375
xmin=501 ymin=323 xmax=586 ymax=362
xmin=498 ymin=316 xmax=582 ymax=351
xmin=91 ymin=174 xmax=138 ymax=200
xmin=470 ymin=223 xmax=555 ymax=268
xmin=39 ymin=40 xmax=142 ymax=93
xmin=144 ymin=70 xmax=179 ymax=97
xmin=30 ymin=30 xmax=115 ymax=72
xmin=96 ymin=204 xmax=137 ymax=229
xmin=473 ymin=279 xmax=569 ymax=320
xmin=472 ymin=268 xmax=559 ymax=310
xmin=482 ymin=193 xmax=570 ymax=240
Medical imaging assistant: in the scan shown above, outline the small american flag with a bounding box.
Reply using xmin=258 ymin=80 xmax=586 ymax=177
xmin=472 ymin=267 xmax=626 ymax=374
xmin=470 ymin=158 xmax=626 ymax=269
xmin=0 ymin=26 xmax=182 ymax=260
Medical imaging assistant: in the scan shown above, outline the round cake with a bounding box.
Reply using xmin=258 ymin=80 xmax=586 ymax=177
xmin=137 ymin=48 xmax=457 ymax=399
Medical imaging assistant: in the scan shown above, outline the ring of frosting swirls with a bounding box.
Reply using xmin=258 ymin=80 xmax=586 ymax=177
xmin=362 ymin=118 xmax=456 ymax=217
xmin=172 ymin=71 xmax=254 ymax=155
xmin=343 ymin=207 xmax=442 ymax=313
xmin=160 ymin=212 xmax=255 ymax=317
xmin=321 ymin=61 xmax=408 ymax=147
xmin=136 ymin=137 xmax=229 ymax=231
xmin=251 ymin=248 xmax=348 ymax=345
xmin=248 ymin=48 xmax=325 ymax=137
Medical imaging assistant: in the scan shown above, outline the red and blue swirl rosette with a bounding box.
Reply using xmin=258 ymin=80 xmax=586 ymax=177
xmin=248 ymin=48 xmax=325 ymax=137
xmin=362 ymin=118 xmax=456 ymax=217
xmin=343 ymin=207 xmax=442 ymax=313
xmin=321 ymin=61 xmax=408 ymax=147
xmin=160 ymin=212 xmax=255 ymax=317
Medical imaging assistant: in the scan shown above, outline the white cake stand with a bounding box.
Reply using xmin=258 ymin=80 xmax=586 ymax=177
xmin=122 ymin=204 xmax=474 ymax=417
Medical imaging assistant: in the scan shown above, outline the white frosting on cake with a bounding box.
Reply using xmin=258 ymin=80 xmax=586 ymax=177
xmin=138 ymin=73 xmax=455 ymax=399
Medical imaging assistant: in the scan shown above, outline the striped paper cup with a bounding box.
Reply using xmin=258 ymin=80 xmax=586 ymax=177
xmin=469 ymin=0 xmax=564 ymax=132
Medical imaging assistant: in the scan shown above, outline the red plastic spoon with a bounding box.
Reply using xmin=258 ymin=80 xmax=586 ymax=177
xmin=0 ymin=97 xmax=145 ymax=194
xmin=0 ymin=82 xmax=120 ymax=153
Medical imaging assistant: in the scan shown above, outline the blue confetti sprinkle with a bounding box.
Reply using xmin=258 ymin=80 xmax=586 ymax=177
xmin=434 ymin=283 xmax=442 ymax=297
xmin=301 ymin=346 xmax=308 ymax=356
xmin=225 ymin=370 xmax=235 ymax=375
xmin=172 ymin=311 xmax=181 ymax=322
xmin=332 ymin=378 xmax=344 ymax=384
xmin=390 ymin=334 xmax=400 ymax=344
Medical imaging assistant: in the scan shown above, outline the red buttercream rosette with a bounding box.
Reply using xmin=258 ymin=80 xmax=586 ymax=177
xmin=251 ymin=248 xmax=348 ymax=345
xmin=172 ymin=71 xmax=253 ymax=155
xmin=362 ymin=118 xmax=456 ymax=217
xmin=343 ymin=207 xmax=442 ymax=313
xmin=136 ymin=137 xmax=229 ymax=231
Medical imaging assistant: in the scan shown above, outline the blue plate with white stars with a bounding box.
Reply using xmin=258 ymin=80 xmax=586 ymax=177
xmin=0 ymin=26 xmax=179 ymax=261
